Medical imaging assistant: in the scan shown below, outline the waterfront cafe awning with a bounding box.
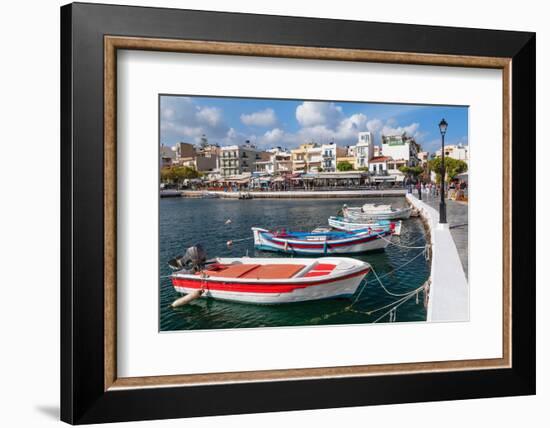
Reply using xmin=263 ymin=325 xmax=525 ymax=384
xmin=301 ymin=172 xmax=368 ymax=180
xmin=219 ymin=173 xmax=251 ymax=184
xmin=371 ymin=175 xmax=397 ymax=182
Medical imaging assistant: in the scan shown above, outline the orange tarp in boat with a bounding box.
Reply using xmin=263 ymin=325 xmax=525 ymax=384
xmin=205 ymin=264 xmax=260 ymax=278
xmin=240 ymin=264 xmax=305 ymax=279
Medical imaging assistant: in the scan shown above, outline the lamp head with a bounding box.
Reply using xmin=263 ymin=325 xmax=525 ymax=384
xmin=439 ymin=118 xmax=448 ymax=136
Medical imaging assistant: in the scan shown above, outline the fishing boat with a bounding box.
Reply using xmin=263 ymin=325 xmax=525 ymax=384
xmin=200 ymin=191 xmax=219 ymax=199
xmin=169 ymin=246 xmax=371 ymax=304
xmin=342 ymin=203 xmax=412 ymax=221
xmin=252 ymin=226 xmax=392 ymax=255
xmin=328 ymin=216 xmax=402 ymax=236
xmin=238 ymin=192 xmax=252 ymax=200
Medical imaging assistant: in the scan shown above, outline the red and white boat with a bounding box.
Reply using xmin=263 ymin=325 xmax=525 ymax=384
xmin=170 ymin=253 xmax=370 ymax=304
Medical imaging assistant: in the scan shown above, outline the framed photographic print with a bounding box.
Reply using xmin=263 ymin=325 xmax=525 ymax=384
xmin=60 ymin=2 xmax=536 ymax=424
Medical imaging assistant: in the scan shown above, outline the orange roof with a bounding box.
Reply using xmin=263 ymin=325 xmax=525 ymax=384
xmin=370 ymin=156 xmax=392 ymax=162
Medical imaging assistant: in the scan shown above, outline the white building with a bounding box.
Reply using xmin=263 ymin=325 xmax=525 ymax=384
xmin=220 ymin=142 xmax=264 ymax=177
xmin=321 ymin=142 xmax=346 ymax=172
xmin=354 ymin=131 xmax=374 ymax=169
xmin=255 ymin=147 xmax=292 ymax=175
xmin=435 ymin=144 xmax=469 ymax=164
xmin=381 ymin=133 xmax=421 ymax=167
xmin=368 ymin=156 xmax=390 ymax=175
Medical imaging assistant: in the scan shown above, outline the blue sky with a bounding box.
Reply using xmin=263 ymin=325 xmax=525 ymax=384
xmin=160 ymin=95 xmax=468 ymax=154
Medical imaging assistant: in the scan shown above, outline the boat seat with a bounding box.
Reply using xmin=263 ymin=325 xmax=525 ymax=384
xmin=240 ymin=264 xmax=306 ymax=279
xmin=204 ymin=264 xmax=260 ymax=278
xmin=304 ymin=263 xmax=336 ymax=278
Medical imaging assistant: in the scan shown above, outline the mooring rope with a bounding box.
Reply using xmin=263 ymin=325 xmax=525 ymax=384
xmin=371 ymin=249 xmax=426 ymax=283
xmin=372 ymin=291 xmax=421 ymax=323
xmin=371 ymin=229 xmax=428 ymax=250
xmin=228 ymin=236 xmax=254 ymax=243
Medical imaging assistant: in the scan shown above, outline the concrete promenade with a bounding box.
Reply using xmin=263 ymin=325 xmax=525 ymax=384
xmin=406 ymin=194 xmax=469 ymax=322
xmin=181 ymin=189 xmax=407 ymax=199
xmin=420 ymin=193 xmax=468 ymax=277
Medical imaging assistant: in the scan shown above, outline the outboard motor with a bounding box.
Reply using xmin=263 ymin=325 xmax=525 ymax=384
xmin=168 ymin=244 xmax=208 ymax=272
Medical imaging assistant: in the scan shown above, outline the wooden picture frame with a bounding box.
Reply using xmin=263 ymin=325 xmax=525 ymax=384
xmin=61 ymin=2 xmax=535 ymax=424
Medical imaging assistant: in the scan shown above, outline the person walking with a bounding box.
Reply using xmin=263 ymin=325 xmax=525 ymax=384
xmin=416 ymin=180 xmax=422 ymax=200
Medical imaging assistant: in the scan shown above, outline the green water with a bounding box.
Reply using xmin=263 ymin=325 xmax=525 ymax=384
xmin=159 ymin=197 xmax=429 ymax=331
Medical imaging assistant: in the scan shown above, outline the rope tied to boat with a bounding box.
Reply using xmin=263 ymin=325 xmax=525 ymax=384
xmin=371 ymin=228 xmax=429 ymax=250
xmin=227 ymin=236 xmax=254 ymax=247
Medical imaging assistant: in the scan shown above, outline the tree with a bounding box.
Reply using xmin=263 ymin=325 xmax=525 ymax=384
xmin=336 ymin=160 xmax=354 ymax=171
xmin=398 ymin=165 xmax=424 ymax=177
xmin=428 ymin=157 xmax=467 ymax=183
xmin=160 ymin=166 xmax=201 ymax=185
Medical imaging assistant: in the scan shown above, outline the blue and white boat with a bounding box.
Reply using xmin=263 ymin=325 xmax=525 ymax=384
xmin=328 ymin=216 xmax=402 ymax=236
xmin=251 ymin=226 xmax=392 ymax=255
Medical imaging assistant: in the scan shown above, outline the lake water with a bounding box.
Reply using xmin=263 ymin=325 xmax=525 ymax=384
xmin=159 ymin=196 xmax=429 ymax=331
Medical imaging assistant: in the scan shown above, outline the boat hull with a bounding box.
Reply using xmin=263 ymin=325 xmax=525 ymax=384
xmin=173 ymin=274 xmax=366 ymax=304
xmin=252 ymin=227 xmax=390 ymax=255
xmin=171 ymin=257 xmax=370 ymax=304
xmin=344 ymin=206 xmax=412 ymax=221
xmin=328 ymin=216 xmax=402 ymax=236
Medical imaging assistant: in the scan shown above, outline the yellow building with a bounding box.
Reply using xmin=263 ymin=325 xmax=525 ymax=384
xmin=291 ymin=143 xmax=322 ymax=173
xmin=335 ymin=155 xmax=356 ymax=170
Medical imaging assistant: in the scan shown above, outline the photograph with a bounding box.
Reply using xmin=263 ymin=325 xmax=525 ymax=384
xmin=54 ymin=2 xmax=536 ymax=424
xmin=158 ymin=95 xmax=469 ymax=331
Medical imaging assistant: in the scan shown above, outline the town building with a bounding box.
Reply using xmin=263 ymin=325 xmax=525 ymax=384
xmin=368 ymin=156 xmax=391 ymax=177
xmin=373 ymin=145 xmax=382 ymax=157
xmin=220 ymin=142 xmax=265 ymax=177
xmin=160 ymin=144 xmax=176 ymax=169
xmin=321 ymin=142 xmax=347 ymax=172
xmin=354 ymin=131 xmax=374 ymax=169
xmin=381 ymin=133 xmax=421 ymax=167
xmin=435 ymin=144 xmax=469 ymax=164
xmin=418 ymin=151 xmax=430 ymax=166
xmin=291 ymin=142 xmax=323 ymax=173
xmin=255 ymin=147 xmax=292 ymax=175
xmin=174 ymin=142 xmax=195 ymax=164
xmin=335 ymin=155 xmax=357 ymax=170
xmin=178 ymin=153 xmax=218 ymax=172
xmin=194 ymin=143 xmax=220 ymax=172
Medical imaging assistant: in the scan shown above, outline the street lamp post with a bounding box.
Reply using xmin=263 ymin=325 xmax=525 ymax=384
xmin=438 ymin=118 xmax=448 ymax=224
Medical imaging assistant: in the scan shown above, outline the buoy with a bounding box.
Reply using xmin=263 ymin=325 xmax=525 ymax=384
xmin=171 ymin=289 xmax=204 ymax=308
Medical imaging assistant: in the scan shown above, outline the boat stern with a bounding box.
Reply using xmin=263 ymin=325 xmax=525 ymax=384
xmin=251 ymin=227 xmax=268 ymax=247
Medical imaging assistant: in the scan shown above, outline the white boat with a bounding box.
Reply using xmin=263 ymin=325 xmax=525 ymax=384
xmin=200 ymin=191 xmax=219 ymax=199
xmin=343 ymin=204 xmax=412 ymax=221
xmin=252 ymin=226 xmax=391 ymax=255
xmin=171 ymin=255 xmax=370 ymax=304
xmin=328 ymin=216 xmax=402 ymax=236
xmin=362 ymin=203 xmax=393 ymax=211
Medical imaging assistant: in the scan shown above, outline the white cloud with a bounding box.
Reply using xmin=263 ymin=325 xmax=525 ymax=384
xmin=366 ymin=118 xmax=383 ymax=134
xmin=160 ymin=96 xmax=428 ymax=151
xmin=240 ymin=108 xmax=277 ymax=127
xmin=382 ymin=122 xmax=420 ymax=137
xmin=296 ymin=102 xmax=343 ymax=127
xmin=196 ymin=106 xmax=223 ymax=127
xmin=160 ymin=97 xmax=229 ymax=144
